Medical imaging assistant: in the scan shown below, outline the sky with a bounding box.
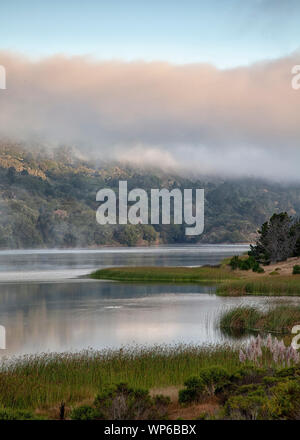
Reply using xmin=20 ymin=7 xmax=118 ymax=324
xmin=1 ymin=0 xmax=300 ymax=68
xmin=0 ymin=1 xmax=300 ymax=180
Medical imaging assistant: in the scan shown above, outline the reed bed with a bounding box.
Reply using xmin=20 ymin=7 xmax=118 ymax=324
xmin=220 ymin=305 xmax=300 ymax=334
xmin=0 ymin=344 xmax=239 ymax=410
xmin=91 ymin=266 xmax=237 ymax=283
xmin=217 ymin=276 xmax=300 ymax=296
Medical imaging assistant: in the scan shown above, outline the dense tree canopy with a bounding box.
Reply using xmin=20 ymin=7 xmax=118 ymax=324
xmin=0 ymin=143 xmax=300 ymax=248
xmin=249 ymin=213 xmax=300 ymax=264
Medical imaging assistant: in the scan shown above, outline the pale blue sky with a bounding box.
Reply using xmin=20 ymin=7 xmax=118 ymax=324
xmin=1 ymin=0 xmax=300 ymax=68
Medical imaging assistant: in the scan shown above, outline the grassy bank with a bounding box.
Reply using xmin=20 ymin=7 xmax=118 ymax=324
xmin=90 ymin=266 xmax=238 ymax=283
xmin=0 ymin=345 xmax=239 ymax=414
xmin=220 ymin=305 xmax=300 ymax=334
xmin=216 ymin=276 xmax=300 ymax=296
xmin=91 ymin=265 xmax=300 ymax=296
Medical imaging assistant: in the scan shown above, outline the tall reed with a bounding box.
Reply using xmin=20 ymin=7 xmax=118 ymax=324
xmin=0 ymin=344 xmax=239 ymax=409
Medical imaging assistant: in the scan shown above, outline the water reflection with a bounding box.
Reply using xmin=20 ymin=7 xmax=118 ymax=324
xmin=0 ymin=280 xmax=295 ymax=357
xmin=0 ymin=245 xmax=256 ymax=357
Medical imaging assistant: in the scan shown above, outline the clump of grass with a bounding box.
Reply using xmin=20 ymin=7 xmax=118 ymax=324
xmin=0 ymin=345 xmax=240 ymax=411
xmin=220 ymin=306 xmax=261 ymax=332
xmin=220 ymin=305 xmax=300 ymax=334
xmin=217 ymin=276 xmax=300 ymax=296
xmin=90 ymin=266 xmax=238 ymax=283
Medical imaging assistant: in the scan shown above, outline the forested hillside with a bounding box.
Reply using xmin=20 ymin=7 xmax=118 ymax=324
xmin=0 ymin=141 xmax=299 ymax=248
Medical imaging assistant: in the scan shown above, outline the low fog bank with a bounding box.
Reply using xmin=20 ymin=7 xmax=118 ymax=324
xmin=1 ymin=51 xmax=300 ymax=181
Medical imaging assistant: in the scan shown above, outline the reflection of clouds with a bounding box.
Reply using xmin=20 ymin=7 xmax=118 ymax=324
xmin=1 ymin=286 xmax=221 ymax=355
xmin=3 ymin=283 xmax=298 ymax=358
xmin=0 ymin=246 xmax=251 ymax=357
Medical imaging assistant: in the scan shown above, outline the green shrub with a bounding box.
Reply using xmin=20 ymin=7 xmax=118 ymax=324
xmin=0 ymin=407 xmax=37 ymax=420
xmin=229 ymin=256 xmax=240 ymax=270
xmin=70 ymin=405 xmax=99 ymax=420
xmin=71 ymin=383 xmax=170 ymax=420
xmin=267 ymin=381 xmax=300 ymax=419
xmin=293 ymin=265 xmax=300 ymax=275
xmin=198 ymin=366 xmax=231 ymax=395
xmin=255 ymin=266 xmax=265 ymax=274
xmin=179 ymin=367 xmax=231 ymax=404
xmin=275 ymin=367 xmax=299 ymax=378
xmin=224 ymin=394 xmax=268 ymax=420
xmin=178 ymin=377 xmax=205 ymax=404
xmin=229 ymin=256 xmax=263 ymax=273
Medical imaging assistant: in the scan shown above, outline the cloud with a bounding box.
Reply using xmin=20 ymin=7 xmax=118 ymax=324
xmin=0 ymin=51 xmax=300 ymax=179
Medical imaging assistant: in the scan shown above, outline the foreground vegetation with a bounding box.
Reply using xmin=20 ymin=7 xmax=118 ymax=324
xmin=220 ymin=305 xmax=300 ymax=334
xmin=0 ymin=345 xmax=240 ymax=416
xmin=177 ymin=363 xmax=300 ymax=420
xmin=0 ymin=339 xmax=299 ymax=420
xmin=70 ymin=364 xmax=300 ymax=420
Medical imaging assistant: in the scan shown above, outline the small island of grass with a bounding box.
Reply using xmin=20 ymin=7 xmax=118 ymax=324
xmin=90 ymin=265 xmax=237 ymax=283
xmin=220 ymin=304 xmax=300 ymax=334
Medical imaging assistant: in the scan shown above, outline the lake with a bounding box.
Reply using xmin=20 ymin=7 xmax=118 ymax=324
xmin=0 ymin=244 xmax=284 ymax=357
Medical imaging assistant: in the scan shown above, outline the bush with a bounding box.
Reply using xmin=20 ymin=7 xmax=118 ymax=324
xmin=71 ymin=383 xmax=170 ymax=420
xmin=180 ymin=364 xmax=300 ymax=420
xmin=293 ymin=265 xmax=300 ymax=275
xmin=255 ymin=266 xmax=265 ymax=273
xmin=229 ymin=256 xmax=263 ymax=272
xmin=267 ymin=381 xmax=300 ymax=419
xmin=70 ymin=405 xmax=99 ymax=420
xmin=224 ymin=394 xmax=267 ymax=420
xmin=198 ymin=366 xmax=231 ymax=395
xmin=178 ymin=377 xmax=205 ymax=404
xmin=179 ymin=367 xmax=231 ymax=404
xmin=229 ymin=256 xmax=240 ymax=270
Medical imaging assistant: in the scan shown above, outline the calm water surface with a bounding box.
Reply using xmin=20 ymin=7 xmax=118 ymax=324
xmin=0 ymin=244 xmax=286 ymax=357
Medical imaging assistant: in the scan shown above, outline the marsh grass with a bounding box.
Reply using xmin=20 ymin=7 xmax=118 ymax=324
xmin=91 ymin=266 xmax=237 ymax=283
xmin=220 ymin=305 xmax=300 ymax=334
xmin=0 ymin=344 xmax=240 ymax=410
xmin=217 ymin=276 xmax=300 ymax=296
xmin=92 ymin=267 xmax=300 ymax=297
